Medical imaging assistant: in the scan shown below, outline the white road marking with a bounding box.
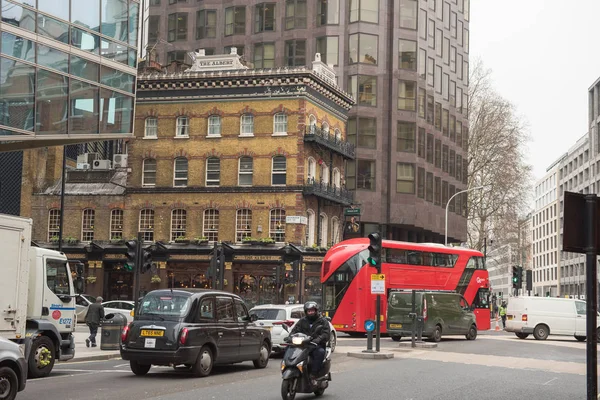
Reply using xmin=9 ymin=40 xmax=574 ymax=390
xmin=542 ymin=377 xmax=558 ymax=385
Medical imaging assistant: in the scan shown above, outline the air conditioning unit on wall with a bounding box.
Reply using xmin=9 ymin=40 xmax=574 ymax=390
xmin=113 ymin=154 xmax=128 ymax=168
xmin=77 ymin=152 xmax=100 ymax=165
xmin=92 ymin=160 xmax=112 ymax=170
xmin=76 ymin=163 xmax=91 ymax=170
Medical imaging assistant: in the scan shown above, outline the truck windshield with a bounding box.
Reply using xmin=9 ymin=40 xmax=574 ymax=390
xmin=138 ymin=293 xmax=191 ymax=318
xmin=46 ymin=260 xmax=71 ymax=295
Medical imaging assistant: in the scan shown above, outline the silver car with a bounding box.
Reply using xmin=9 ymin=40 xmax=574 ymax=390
xmin=249 ymin=304 xmax=336 ymax=355
xmin=0 ymin=337 xmax=27 ymax=400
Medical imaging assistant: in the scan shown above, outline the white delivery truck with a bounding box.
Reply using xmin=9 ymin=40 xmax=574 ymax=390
xmin=0 ymin=214 xmax=76 ymax=378
xmin=506 ymin=296 xmax=600 ymax=341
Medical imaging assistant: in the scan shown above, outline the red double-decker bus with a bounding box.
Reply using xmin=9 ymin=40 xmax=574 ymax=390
xmin=321 ymin=238 xmax=491 ymax=335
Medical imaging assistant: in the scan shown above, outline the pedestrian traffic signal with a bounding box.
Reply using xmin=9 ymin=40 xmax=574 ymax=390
xmin=367 ymin=232 xmax=382 ymax=270
xmin=125 ymin=239 xmax=137 ymax=271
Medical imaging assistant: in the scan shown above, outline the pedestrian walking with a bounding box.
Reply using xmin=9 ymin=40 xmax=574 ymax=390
xmin=85 ymin=296 xmax=105 ymax=347
xmin=499 ymin=301 xmax=507 ymax=329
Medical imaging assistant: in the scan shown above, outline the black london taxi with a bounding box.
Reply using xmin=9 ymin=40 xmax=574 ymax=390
xmin=120 ymin=289 xmax=271 ymax=377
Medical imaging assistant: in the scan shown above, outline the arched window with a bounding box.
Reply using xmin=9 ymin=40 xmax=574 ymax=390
xmin=139 ymin=209 xmax=154 ymax=242
xmin=320 ymin=162 xmax=329 ymax=184
xmin=306 ymin=209 xmax=315 ymax=246
xmin=331 ymin=217 xmax=340 ymax=245
xmin=81 ymin=209 xmax=95 ymax=242
xmin=206 ymin=157 xmax=220 ymax=186
xmin=319 ymin=213 xmax=328 ymax=248
xmin=273 ymin=113 xmax=287 ymax=134
xmin=208 ymin=115 xmax=221 ymax=136
xmin=110 ymin=209 xmax=123 ymax=240
xmin=48 ymin=209 xmax=60 ymax=241
xmin=307 ymin=157 xmax=317 ymax=182
xmin=203 ymin=209 xmax=219 ymax=242
xmin=333 ymin=168 xmax=341 ymax=188
xmin=176 ymin=116 xmax=189 ymax=137
xmin=171 ymin=209 xmax=187 ymax=241
xmin=145 ymin=117 xmax=157 ymax=138
xmin=236 ymin=209 xmax=252 ymax=242
xmin=308 ymin=115 xmax=317 ymax=134
xmin=334 ymin=128 xmax=341 ymax=142
xmin=321 ymin=122 xmax=329 ymax=134
xmin=239 ymin=156 xmax=253 ymax=186
xmin=269 ymin=209 xmax=286 ymax=242
xmin=240 ymin=113 xmax=254 ymax=136
xmin=272 ymin=156 xmax=287 ymax=185
xmin=173 ymin=157 xmax=188 ymax=187
xmin=142 ymin=158 xmax=156 ymax=186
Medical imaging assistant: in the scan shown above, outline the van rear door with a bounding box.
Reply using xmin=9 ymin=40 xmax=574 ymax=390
xmin=387 ymin=292 xmax=421 ymax=332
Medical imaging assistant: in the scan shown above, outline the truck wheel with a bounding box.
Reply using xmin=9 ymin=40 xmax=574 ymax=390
xmin=0 ymin=366 xmax=18 ymax=400
xmin=28 ymin=336 xmax=56 ymax=378
xmin=533 ymin=324 xmax=549 ymax=340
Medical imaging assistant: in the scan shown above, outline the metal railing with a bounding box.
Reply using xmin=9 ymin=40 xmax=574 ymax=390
xmin=304 ymin=126 xmax=355 ymax=159
xmin=303 ymin=178 xmax=354 ymax=205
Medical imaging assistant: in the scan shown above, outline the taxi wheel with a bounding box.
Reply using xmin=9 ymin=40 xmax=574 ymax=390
xmin=253 ymin=341 xmax=270 ymax=369
xmin=130 ymin=361 xmax=151 ymax=376
xmin=192 ymin=345 xmax=214 ymax=377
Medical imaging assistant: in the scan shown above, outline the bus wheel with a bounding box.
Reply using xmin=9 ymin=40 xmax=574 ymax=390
xmin=430 ymin=325 xmax=442 ymax=343
xmin=391 ymin=335 xmax=402 ymax=342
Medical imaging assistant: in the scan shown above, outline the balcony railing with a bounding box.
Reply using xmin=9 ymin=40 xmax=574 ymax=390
xmin=303 ymin=178 xmax=354 ymax=205
xmin=304 ymin=126 xmax=355 ymax=159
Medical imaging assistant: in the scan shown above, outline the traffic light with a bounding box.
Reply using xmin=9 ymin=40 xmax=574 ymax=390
xmin=215 ymin=247 xmax=225 ymax=287
xmin=516 ymin=266 xmax=523 ymax=288
xmin=291 ymin=260 xmax=300 ymax=283
xmin=141 ymin=247 xmax=152 ymax=273
xmin=367 ymin=232 xmax=382 ymax=270
xmin=511 ymin=266 xmax=519 ymax=289
xmin=125 ymin=239 xmax=137 ymax=271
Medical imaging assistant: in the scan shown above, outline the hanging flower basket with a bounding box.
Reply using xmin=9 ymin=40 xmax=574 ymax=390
xmin=193 ymin=237 xmax=209 ymax=245
xmin=151 ymin=275 xmax=162 ymax=284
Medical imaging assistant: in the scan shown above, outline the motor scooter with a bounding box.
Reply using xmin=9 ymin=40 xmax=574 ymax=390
xmin=279 ymin=324 xmax=332 ymax=400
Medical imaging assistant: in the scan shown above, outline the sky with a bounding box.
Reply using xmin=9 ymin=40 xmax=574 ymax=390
xmin=470 ymin=0 xmax=600 ymax=182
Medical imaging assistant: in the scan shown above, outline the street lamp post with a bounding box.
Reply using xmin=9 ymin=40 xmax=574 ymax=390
xmin=445 ymin=185 xmax=486 ymax=246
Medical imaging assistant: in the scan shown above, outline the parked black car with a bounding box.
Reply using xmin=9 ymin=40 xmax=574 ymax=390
xmin=120 ymin=289 xmax=271 ymax=377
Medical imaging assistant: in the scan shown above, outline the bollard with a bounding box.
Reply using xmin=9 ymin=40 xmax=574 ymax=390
xmin=416 ymin=316 xmax=423 ymax=342
xmin=410 ymin=290 xmax=417 ymax=348
xmin=366 ymin=330 xmax=374 ymax=351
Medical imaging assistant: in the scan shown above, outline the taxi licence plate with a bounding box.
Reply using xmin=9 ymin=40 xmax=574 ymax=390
xmin=140 ymin=329 xmax=164 ymax=337
xmin=389 ymin=324 xmax=403 ymax=329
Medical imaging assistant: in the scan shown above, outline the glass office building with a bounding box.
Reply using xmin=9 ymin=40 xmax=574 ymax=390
xmin=0 ymin=0 xmax=140 ymax=146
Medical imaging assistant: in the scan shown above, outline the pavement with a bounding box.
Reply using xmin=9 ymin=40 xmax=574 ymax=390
xmin=70 ymin=324 xmax=121 ymax=362
xmin=25 ymin=330 xmax=599 ymax=400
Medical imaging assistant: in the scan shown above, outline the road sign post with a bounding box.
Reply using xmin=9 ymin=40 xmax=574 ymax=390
xmin=363 ymin=319 xmax=376 ymax=353
xmin=370 ymin=273 xmax=385 ymax=353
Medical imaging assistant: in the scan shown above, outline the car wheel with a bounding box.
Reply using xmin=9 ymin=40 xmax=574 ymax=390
xmin=515 ymin=333 xmax=529 ymax=339
xmin=430 ymin=325 xmax=442 ymax=343
xmin=28 ymin=336 xmax=55 ymax=378
xmin=391 ymin=335 xmax=402 ymax=342
xmin=191 ymin=345 xmax=214 ymax=377
xmin=0 ymin=366 xmax=18 ymax=400
xmin=329 ymin=331 xmax=336 ymax=353
xmin=533 ymin=324 xmax=549 ymax=340
xmin=253 ymin=341 xmax=270 ymax=369
xmin=465 ymin=324 xmax=477 ymax=340
xmin=130 ymin=361 xmax=151 ymax=376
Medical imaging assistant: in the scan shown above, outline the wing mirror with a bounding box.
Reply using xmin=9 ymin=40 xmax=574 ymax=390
xmin=282 ymin=323 xmax=290 ymax=332
xmin=250 ymin=314 xmax=258 ymax=322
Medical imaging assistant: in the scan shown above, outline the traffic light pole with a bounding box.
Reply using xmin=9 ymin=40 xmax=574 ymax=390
xmin=584 ymin=195 xmax=597 ymax=400
xmin=375 ymin=293 xmax=381 ymax=352
xmin=133 ymin=232 xmax=143 ymax=313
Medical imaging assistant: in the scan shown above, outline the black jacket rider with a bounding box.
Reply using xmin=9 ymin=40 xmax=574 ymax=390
xmin=290 ymin=314 xmax=330 ymax=348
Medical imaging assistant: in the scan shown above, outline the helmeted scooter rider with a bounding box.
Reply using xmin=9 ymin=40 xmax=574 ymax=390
xmin=287 ymin=301 xmax=330 ymax=384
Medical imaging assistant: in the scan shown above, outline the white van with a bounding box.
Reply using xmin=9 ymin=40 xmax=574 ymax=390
xmin=505 ymin=296 xmax=600 ymax=341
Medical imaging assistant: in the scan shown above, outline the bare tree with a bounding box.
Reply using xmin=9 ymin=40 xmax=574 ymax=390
xmin=467 ymin=59 xmax=533 ymax=251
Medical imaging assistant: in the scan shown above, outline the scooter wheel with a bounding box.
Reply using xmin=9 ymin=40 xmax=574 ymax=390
xmin=314 ymin=388 xmax=326 ymax=397
xmin=281 ymin=379 xmax=297 ymax=400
